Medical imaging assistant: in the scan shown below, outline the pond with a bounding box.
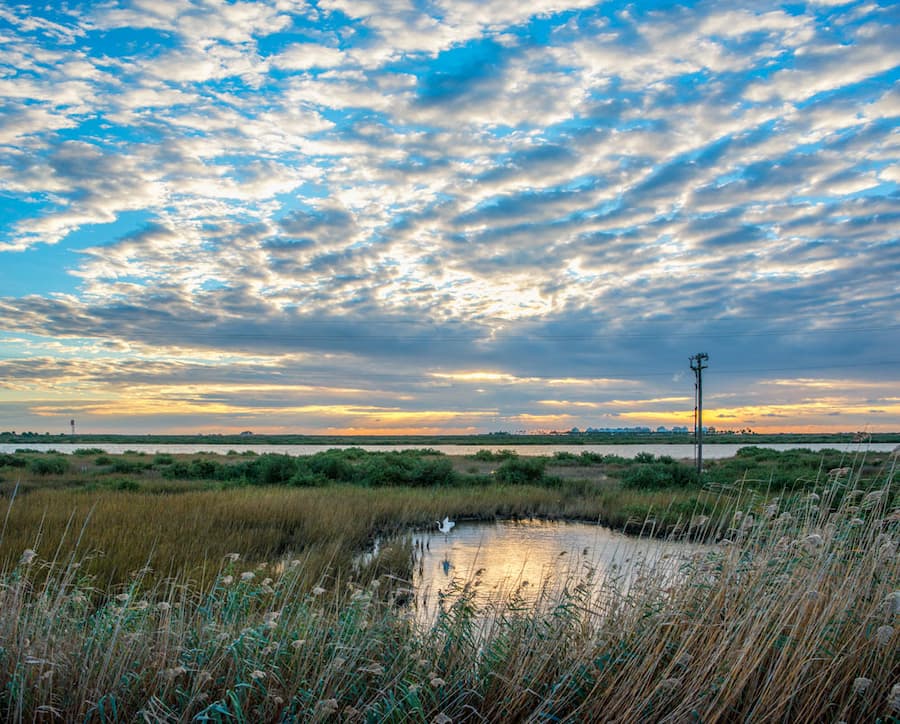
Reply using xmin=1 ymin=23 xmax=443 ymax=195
xmin=400 ymin=520 xmax=711 ymax=624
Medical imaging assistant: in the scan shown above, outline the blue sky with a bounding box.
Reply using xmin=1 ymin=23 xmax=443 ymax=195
xmin=0 ymin=0 xmax=898 ymax=435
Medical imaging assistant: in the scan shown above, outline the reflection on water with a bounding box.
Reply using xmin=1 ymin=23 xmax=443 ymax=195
xmin=409 ymin=520 xmax=710 ymax=623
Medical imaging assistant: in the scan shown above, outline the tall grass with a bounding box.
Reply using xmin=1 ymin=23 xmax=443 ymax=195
xmin=0 ymin=454 xmax=897 ymax=720
xmin=0 ymin=478 xmax=729 ymax=588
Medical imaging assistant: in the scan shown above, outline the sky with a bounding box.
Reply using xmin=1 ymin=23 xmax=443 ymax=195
xmin=0 ymin=0 xmax=898 ymax=436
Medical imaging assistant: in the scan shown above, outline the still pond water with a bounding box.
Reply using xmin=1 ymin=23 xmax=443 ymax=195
xmin=398 ymin=519 xmax=711 ymax=623
xmin=1 ymin=442 xmax=895 ymax=458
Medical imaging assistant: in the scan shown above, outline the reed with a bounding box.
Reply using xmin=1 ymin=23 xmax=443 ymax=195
xmin=0 ymin=453 xmax=896 ymax=720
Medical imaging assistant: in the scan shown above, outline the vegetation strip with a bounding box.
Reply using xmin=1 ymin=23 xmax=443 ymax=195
xmin=0 ymin=446 xmax=897 ymax=719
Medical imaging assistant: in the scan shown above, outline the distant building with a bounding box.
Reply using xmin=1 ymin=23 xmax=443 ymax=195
xmin=239 ymin=431 xmax=254 ymax=436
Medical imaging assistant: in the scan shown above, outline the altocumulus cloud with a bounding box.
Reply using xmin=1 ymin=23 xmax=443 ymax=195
xmin=0 ymin=0 xmax=897 ymax=434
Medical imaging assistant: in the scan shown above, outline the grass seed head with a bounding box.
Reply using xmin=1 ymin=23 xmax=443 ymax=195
xmin=19 ymin=549 xmax=37 ymax=566
xmin=889 ymin=684 xmax=900 ymax=712
xmin=876 ymin=625 xmax=894 ymax=646
xmin=317 ymin=698 xmax=339 ymax=715
xmin=852 ymin=677 xmax=872 ymax=695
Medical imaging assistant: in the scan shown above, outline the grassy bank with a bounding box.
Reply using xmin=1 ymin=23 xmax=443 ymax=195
xmin=0 ymin=448 xmax=897 ymax=720
xmin=0 ymin=446 xmax=894 ymax=587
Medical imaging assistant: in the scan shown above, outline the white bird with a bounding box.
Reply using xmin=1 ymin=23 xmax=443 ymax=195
xmin=437 ymin=517 xmax=455 ymax=535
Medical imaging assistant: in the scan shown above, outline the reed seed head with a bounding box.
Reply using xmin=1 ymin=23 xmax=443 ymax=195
xmin=317 ymin=699 xmax=339 ymax=715
xmin=20 ymin=549 xmax=37 ymax=566
xmin=225 ymin=553 xmax=240 ymax=562
xmin=876 ymin=625 xmax=894 ymax=646
xmin=240 ymin=571 xmax=254 ymax=582
xmin=862 ymin=491 xmax=883 ymax=509
xmin=889 ymin=683 xmax=900 ymax=712
xmin=852 ymin=677 xmax=872 ymax=695
xmin=802 ymin=534 xmax=824 ymax=552
xmin=163 ymin=666 xmax=186 ymax=680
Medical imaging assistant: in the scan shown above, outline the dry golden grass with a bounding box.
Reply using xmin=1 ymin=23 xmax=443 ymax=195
xmin=0 ymin=451 xmax=895 ymax=721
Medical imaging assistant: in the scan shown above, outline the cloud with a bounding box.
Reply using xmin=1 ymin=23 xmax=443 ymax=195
xmin=0 ymin=0 xmax=898 ymax=433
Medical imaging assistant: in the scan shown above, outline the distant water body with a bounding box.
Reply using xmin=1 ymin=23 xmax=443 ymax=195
xmin=1 ymin=442 xmax=895 ymax=458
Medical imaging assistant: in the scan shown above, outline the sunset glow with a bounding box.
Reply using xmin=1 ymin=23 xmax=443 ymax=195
xmin=0 ymin=1 xmax=897 ymax=435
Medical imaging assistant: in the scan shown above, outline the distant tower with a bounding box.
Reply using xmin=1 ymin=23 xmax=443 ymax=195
xmin=70 ymin=419 xmax=75 ymax=435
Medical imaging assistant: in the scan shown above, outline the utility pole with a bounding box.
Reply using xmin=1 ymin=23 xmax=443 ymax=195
xmin=689 ymin=353 xmax=709 ymax=477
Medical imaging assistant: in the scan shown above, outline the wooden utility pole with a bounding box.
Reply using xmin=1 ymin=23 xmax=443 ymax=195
xmin=689 ymin=353 xmax=708 ymax=477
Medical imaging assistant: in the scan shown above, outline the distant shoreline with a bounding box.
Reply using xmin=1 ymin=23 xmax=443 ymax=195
xmin=2 ymin=431 xmax=899 ymax=446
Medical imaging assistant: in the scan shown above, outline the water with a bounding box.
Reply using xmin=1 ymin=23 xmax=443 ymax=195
xmin=1 ymin=442 xmax=894 ymax=458
xmin=405 ymin=520 xmax=710 ymax=623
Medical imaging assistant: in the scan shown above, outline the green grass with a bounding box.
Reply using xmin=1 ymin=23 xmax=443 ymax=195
xmin=0 ymin=450 xmax=896 ymax=720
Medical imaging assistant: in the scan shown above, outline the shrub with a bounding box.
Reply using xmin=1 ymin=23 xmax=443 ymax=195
xmin=94 ymin=455 xmax=113 ymax=466
xmin=307 ymin=450 xmax=355 ymax=481
xmin=251 ymin=454 xmax=298 ymax=486
xmin=0 ymin=454 xmax=27 ymax=468
xmin=621 ymin=461 xmax=695 ymax=489
xmin=153 ymin=453 xmax=175 ymax=466
xmin=495 ymin=456 xmax=547 ymax=485
xmin=28 ymin=456 xmax=68 ymax=476
xmin=73 ymin=448 xmax=105 ymax=456
xmin=111 ymin=459 xmax=149 ymax=474
xmin=408 ymin=457 xmax=456 ymax=487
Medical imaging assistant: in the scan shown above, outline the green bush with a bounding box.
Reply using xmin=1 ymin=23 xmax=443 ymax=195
xmin=0 ymin=453 xmax=27 ymax=468
xmin=307 ymin=450 xmax=355 ymax=481
xmin=153 ymin=453 xmax=175 ymax=466
xmin=408 ymin=457 xmax=456 ymax=487
xmin=28 ymin=456 xmax=69 ymax=476
xmin=621 ymin=461 xmax=695 ymax=489
xmin=111 ymin=459 xmax=149 ymax=474
xmin=73 ymin=448 xmax=105 ymax=456
xmin=495 ymin=456 xmax=547 ymax=484
xmin=94 ymin=455 xmax=113 ymax=466
xmin=251 ymin=454 xmax=298 ymax=486
xmin=472 ymin=449 xmax=518 ymax=462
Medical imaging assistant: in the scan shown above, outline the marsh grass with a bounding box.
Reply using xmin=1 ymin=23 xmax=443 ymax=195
xmin=0 ymin=451 xmax=897 ymax=720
